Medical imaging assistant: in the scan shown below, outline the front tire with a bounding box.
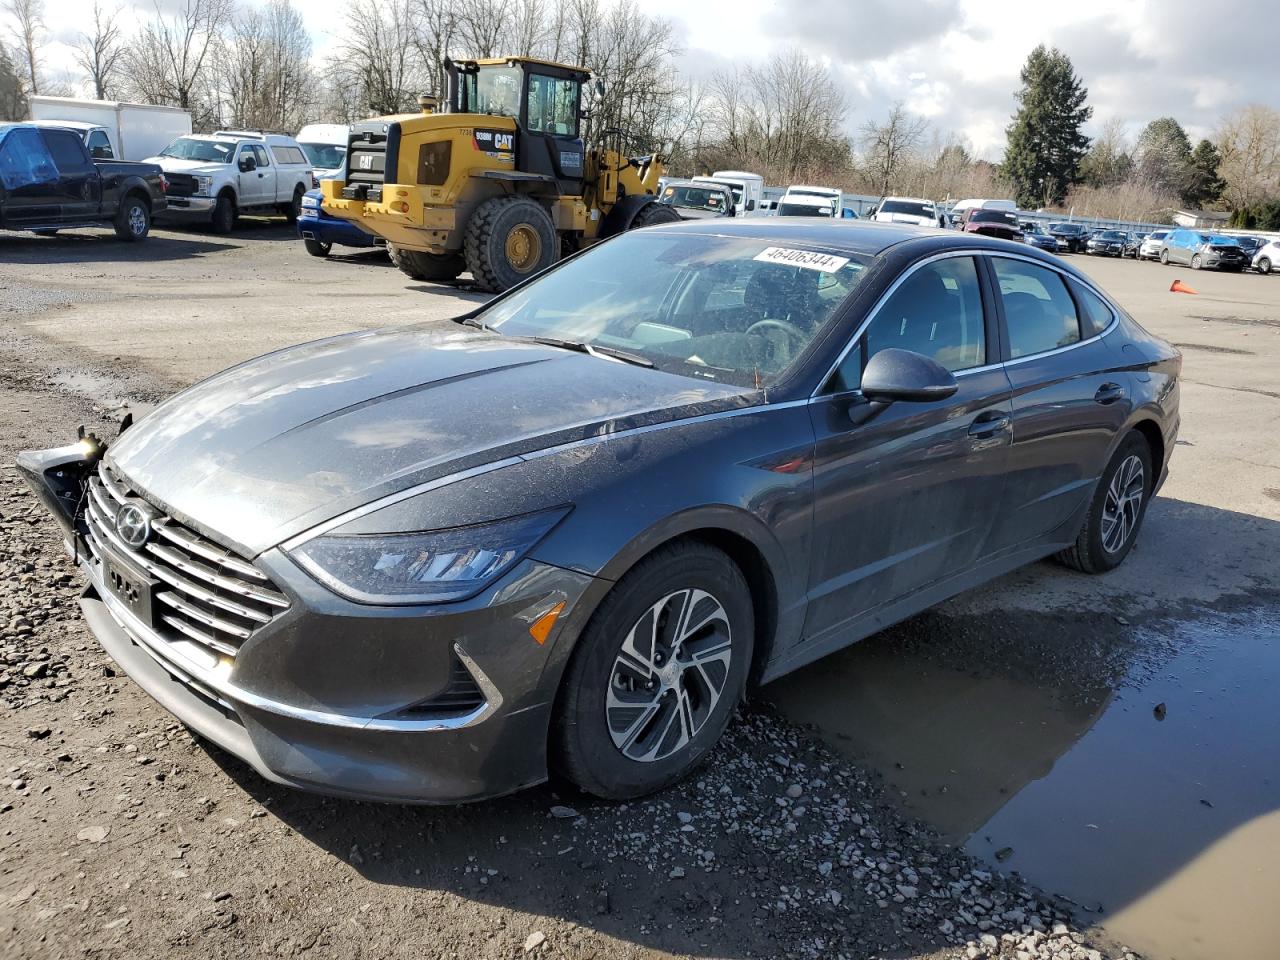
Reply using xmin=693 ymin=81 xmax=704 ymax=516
xmin=553 ymin=542 xmax=754 ymax=800
xmin=388 ymin=244 xmax=465 ymax=282
xmin=464 ymin=196 xmax=557 ymax=293
xmin=211 ymin=193 xmax=237 ymax=234
xmin=1160 ymin=249 xmax=1170 ymax=265
xmin=303 ymin=237 xmax=331 ymax=258
xmin=1056 ymin=431 xmax=1153 ymax=574
xmin=1256 ymin=257 xmax=1271 ymax=274
xmin=628 ymin=201 xmax=683 ymax=229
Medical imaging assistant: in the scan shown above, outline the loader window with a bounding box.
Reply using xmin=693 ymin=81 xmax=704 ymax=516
xmin=470 ymin=67 xmax=522 ymax=120
xmin=527 ymin=74 xmax=580 ymax=138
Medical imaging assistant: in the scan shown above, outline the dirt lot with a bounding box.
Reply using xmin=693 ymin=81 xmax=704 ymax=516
xmin=0 ymin=222 xmax=1277 ymax=960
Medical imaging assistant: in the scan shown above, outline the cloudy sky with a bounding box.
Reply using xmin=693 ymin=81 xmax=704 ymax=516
xmin=32 ymin=0 xmax=1276 ymax=159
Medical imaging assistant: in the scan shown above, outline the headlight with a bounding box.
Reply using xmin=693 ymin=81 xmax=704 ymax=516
xmin=288 ymin=508 xmax=569 ymax=604
xmin=196 ymin=175 xmax=213 ymax=195
xmin=301 ymin=195 xmax=320 ymax=208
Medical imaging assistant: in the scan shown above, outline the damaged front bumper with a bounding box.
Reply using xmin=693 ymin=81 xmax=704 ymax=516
xmin=17 ymin=444 xmax=597 ymax=803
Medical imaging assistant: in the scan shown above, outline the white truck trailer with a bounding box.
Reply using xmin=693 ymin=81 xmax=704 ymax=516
xmin=28 ymin=96 xmax=192 ymax=162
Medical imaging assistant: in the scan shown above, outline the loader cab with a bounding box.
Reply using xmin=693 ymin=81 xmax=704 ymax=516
xmin=449 ymin=57 xmax=586 ymax=194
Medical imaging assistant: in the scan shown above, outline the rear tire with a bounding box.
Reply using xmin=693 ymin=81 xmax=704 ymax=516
xmin=285 ymin=186 xmax=305 ymax=223
xmin=552 ymin=542 xmax=754 ymax=800
xmin=303 ymin=237 xmax=331 ymax=258
xmin=1056 ymin=431 xmax=1153 ymax=574
xmin=388 ymin=244 xmax=465 ymax=282
xmin=628 ymin=201 xmax=683 ymax=229
xmin=113 ymin=194 xmax=150 ymax=241
xmin=211 ymin=193 xmax=237 ymax=234
xmin=464 ymin=196 xmax=557 ymax=293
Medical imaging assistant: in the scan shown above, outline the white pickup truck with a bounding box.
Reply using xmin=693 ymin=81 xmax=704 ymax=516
xmin=147 ymin=130 xmax=314 ymax=233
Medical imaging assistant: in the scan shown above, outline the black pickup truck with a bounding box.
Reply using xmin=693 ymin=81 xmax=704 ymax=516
xmin=0 ymin=122 xmax=167 ymax=240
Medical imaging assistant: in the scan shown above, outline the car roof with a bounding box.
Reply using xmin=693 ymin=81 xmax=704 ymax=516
xmin=27 ymin=119 xmax=100 ymax=131
xmin=642 ymin=217 xmax=1047 ymax=259
xmin=881 ymin=196 xmax=933 ymax=204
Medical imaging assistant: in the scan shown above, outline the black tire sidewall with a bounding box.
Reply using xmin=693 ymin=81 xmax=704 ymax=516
xmin=287 ymin=187 xmax=304 ymax=222
xmin=1082 ymin=432 xmax=1153 ymax=572
xmin=1260 ymin=257 xmax=1271 ymax=274
xmin=472 ymin=198 xmax=556 ymax=291
xmin=303 ymin=237 xmax=330 ymax=257
xmin=554 ymin=544 xmax=754 ymax=799
xmin=115 ymin=197 xmax=149 ymax=241
xmin=212 ymin=195 xmax=236 ymax=233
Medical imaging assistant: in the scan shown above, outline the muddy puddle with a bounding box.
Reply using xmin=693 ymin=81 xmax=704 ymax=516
xmin=50 ymin=369 xmax=156 ymax=420
xmin=765 ymin=604 xmax=1280 ymax=960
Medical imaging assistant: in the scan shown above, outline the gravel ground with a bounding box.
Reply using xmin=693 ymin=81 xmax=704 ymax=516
xmin=2 ymin=223 xmax=1277 ymax=959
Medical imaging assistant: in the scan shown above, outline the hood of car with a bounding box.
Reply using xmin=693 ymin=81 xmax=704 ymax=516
xmin=107 ymin=323 xmax=750 ymax=556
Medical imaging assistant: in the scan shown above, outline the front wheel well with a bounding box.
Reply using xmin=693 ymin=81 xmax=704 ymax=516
xmin=123 ymin=186 xmax=151 ymax=210
xmin=659 ymin=528 xmax=779 ymax=687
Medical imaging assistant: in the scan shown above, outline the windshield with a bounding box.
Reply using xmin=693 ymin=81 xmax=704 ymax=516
xmin=777 ymin=202 xmax=834 ymax=217
xmin=1022 ymin=222 xmax=1044 ymax=234
xmin=300 ymin=142 xmax=345 ymax=170
xmin=477 ymin=232 xmax=870 ymax=388
xmin=660 ymin=184 xmax=730 ymax=213
xmin=160 ymin=137 xmax=234 ymax=163
xmin=972 ymin=209 xmax=1017 ymax=224
xmin=879 ymin=200 xmax=932 ymax=218
xmin=1098 ymin=231 xmax=1127 ymax=240
xmin=1051 ymin=223 xmax=1083 ymax=234
xmin=700 ymin=180 xmax=742 ymax=204
xmin=465 ymin=65 xmax=522 ymax=119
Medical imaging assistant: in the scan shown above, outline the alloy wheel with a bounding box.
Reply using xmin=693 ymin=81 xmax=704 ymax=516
xmin=606 ymin=588 xmax=733 ymax=763
xmin=129 ymin=204 xmax=147 ymax=236
xmin=1100 ymin=454 xmax=1145 ymax=554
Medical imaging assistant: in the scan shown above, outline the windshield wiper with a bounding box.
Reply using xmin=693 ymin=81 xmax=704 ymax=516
xmin=455 ymin=316 xmax=493 ymax=331
xmin=524 ymin=336 xmax=654 ymax=368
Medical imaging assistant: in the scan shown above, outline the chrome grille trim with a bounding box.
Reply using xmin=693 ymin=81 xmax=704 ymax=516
xmin=82 ymin=463 xmax=291 ymax=664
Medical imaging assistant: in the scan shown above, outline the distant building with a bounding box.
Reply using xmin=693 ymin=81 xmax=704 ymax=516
xmin=1173 ymin=209 xmax=1231 ymax=229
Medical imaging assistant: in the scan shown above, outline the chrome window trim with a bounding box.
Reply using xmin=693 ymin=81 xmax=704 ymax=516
xmin=987 ymin=251 xmax=1120 ymax=366
xmin=812 ymin=249 xmax=994 ymax=397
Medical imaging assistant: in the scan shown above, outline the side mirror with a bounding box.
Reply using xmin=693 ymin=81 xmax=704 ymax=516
xmin=860 ymin=348 xmax=958 ymax=405
xmin=239 ymin=154 xmax=256 ymax=172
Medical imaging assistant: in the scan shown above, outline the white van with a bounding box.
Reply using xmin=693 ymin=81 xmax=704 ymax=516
xmin=693 ymin=170 xmax=764 ymax=216
xmin=296 ymin=123 xmax=349 ymax=182
xmin=783 ymin=185 xmax=842 ymax=216
xmin=871 ymin=196 xmax=939 ymax=228
xmin=28 ymin=95 xmax=191 ymax=162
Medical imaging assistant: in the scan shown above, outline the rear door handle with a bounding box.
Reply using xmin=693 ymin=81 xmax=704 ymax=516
xmin=969 ymin=412 xmax=1010 ymax=438
xmin=1094 ymin=382 xmax=1125 ymax=405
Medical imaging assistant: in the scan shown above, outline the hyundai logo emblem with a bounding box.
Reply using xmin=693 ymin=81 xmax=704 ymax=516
xmin=115 ymin=503 xmax=153 ymax=549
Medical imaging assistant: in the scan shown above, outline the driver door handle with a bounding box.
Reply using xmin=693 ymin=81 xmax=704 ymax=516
xmin=1094 ymin=382 xmax=1125 ymax=405
xmin=968 ymin=411 xmax=1010 ymax=438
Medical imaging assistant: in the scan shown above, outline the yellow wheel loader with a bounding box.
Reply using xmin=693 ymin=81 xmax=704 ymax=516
xmin=321 ymin=56 xmax=681 ymax=292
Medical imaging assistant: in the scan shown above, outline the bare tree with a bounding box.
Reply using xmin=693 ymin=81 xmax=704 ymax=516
xmin=0 ymin=39 xmax=25 ymax=118
xmin=1216 ymin=104 xmax=1280 ymax=211
xmin=124 ymin=0 xmax=232 ymax=125
xmin=860 ymin=103 xmax=929 ymax=196
xmin=3 ymin=0 xmax=43 ymax=96
xmin=218 ymin=0 xmax=312 ymax=130
xmin=74 ymin=1 xmax=125 ymax=100
xmin=331 ymin=0 xmax=424 ymax=116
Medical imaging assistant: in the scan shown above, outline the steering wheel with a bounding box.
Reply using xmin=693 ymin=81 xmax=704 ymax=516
xmin=745 ymin=318 xmax=807 ymax=344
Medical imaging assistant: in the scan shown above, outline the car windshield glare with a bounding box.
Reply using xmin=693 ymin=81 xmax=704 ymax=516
xmin=661 ymin=185 xmax=729 ymax=212
xmin=161 ymin=137 xmax=234 ymax=163
xmin=477 ymin=232 xmax=870 ymax=389
xmin=972 ymin=210 xmax=1016 ymax=224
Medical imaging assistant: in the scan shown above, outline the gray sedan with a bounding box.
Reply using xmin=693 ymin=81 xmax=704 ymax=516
xmin=19 ymin=221 xmax=1181 ymax=803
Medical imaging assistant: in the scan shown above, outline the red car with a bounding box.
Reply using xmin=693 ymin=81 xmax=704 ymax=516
xmin=963 ymin=208 xmax=1023 ymax=242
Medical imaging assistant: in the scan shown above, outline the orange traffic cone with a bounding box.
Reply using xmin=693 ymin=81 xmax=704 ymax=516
xmin=1170 ymin=279 xmax=1198 ymax=295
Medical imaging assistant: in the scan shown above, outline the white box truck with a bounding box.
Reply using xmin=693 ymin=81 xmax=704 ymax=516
xmin=693 ymin=171 xmax=765 ymax=216
xmin=28 ymin=96 xmax=192 ymax=162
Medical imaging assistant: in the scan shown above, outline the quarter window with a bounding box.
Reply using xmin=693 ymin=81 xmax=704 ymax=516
xmin=1068 ymin=280 xmax=1114 ymax=338
xmin=993 ymin=258 xmax=1081 ymax=358
xmin=828 ymin=256 xmax=986 ymax=392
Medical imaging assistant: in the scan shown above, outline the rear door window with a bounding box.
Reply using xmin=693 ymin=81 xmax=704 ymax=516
xmin=40 ymin=130 xmax=92 ymax=176
xmin=992 ymin=258 xmax=1082 ymax=358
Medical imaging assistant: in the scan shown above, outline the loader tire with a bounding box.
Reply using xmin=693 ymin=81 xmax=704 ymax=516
xmin=628 ymin=201 xmax=682 ymax=229
xmin=464 ymin=196 xmax=557 ymax=293
xmin=389 ymin=244 xmax=464 ymax=282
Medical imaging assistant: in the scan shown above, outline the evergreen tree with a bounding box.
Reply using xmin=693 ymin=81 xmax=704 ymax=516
xmin=1002 ymin=45 xmax=1092 ymax=208
xmin=1185 ymin=139 xmax=1226 ymax=207
xmin=1133 ymin=118 xmax=1194 ymax=199
xmin=0 ymin=42 xmax=27 ymax=121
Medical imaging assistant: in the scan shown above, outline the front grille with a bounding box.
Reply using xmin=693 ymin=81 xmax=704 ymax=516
xmin=82 ymin=463 xmax=290 ymax=663
xmin=165 ymin=173 xmax=197 ymax=197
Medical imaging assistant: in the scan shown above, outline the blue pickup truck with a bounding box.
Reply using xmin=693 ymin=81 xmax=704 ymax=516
xmin=0 ymin=122 xmax=167 ymax=239
xmin=296 ymin=189 xmax=383 ymax=257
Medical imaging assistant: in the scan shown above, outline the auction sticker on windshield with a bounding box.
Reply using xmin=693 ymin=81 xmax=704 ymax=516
xmin=754 ymin=247 xmax=850 ymax=272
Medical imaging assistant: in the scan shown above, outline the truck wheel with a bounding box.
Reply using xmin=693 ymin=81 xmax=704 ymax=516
xmin=113 ymin=195 xmax=151 ymax=241
xmin=211 ymin=194 xmax=237 ymax=234
xmin=285 ymin=186 xmax=305 ymax=224
xmin=464 ymin=196 xmax=557 ymax=293
xmin=388 ymin=244 xmax=465 ymax=282
xmin=303 ymin=237 xmax=332 ymax=258
xmin=629 ymin=201 xmax=683 ymax=229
